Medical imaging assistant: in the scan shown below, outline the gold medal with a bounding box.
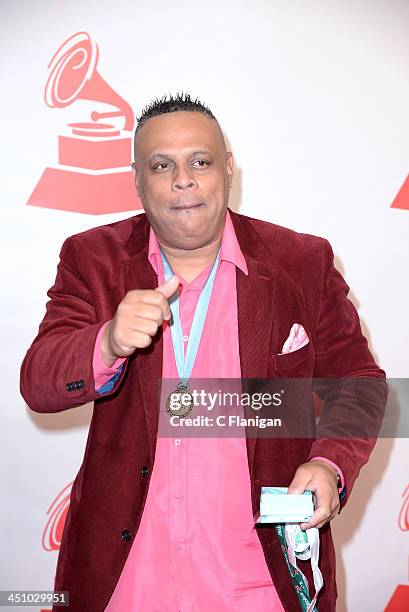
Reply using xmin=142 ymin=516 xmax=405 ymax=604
xmin=166 ymin=385 xmax=194 ymax=418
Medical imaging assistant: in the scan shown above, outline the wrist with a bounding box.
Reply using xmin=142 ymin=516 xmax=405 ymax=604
xmin=101 ymin=321 xmax=118 ymax=367
xmin=309 ymin=459 xmax=341 ymax=487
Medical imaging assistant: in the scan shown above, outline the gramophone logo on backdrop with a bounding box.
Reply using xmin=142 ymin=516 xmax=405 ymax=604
xmin=42 ymin=482 xmax=72 ymax=551
xmin=27 ymin=32 xmax=141 ymax=214
xmin=383 ymin=483 xmax=409 ymax=611
xmin=398 ymin=483 xmax=409 ymax=532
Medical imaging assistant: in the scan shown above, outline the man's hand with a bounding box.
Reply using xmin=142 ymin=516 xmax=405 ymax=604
xmin=287 ymin=460 xmax=340 ymax=530
xmin=101 ymin=275 xmax=180 ymax=366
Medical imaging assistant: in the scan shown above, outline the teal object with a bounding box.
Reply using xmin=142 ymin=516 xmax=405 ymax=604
xmin=275 ymin=524 xmax=318 ymax=612
xmin=258 ymin=487 xmax=318 ymax=610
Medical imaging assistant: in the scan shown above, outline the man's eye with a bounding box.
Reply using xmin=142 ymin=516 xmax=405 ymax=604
xmin=192 ymin=160 xmax=210 ymax=168
xmin=153 ymin=162 xmax=170 ymax=171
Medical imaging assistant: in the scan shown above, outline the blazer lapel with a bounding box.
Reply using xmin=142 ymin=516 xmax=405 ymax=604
xmin=231 ymin=211 xmax=279 ymax=474
xmin=121 ymin=214 xmax=163 ymax=465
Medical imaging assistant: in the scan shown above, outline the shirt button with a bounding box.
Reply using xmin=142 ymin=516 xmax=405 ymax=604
xmin=174 ymin=439 xmax=181 ymax=446
xmin=182 ymin=335 xmax=189 ymax=342
xmin=121 ymin=529 xmax=132 ymax=542
xmin=174 ymin=495 xmax=183 ymax=502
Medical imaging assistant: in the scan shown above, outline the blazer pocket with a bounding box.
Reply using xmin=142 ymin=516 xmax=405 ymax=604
xmin=271 ymin=340 xmax=314 ymax=373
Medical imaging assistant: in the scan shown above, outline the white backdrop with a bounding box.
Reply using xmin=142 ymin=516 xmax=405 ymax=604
xmin=1 ymin=1 xmax=408 ymax=610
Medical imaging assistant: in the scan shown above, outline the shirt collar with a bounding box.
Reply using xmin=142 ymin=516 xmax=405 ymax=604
xmin=148 ymin=209 xmax=248 ymax=277
xmin=219 ymin=209 xmax=248 ymax=275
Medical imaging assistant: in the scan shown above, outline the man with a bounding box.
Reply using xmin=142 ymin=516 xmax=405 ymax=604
xmin=21 ymin=94 xmax=387 ymax=611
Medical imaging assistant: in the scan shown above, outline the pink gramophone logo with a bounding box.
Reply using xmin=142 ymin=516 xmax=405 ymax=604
xmin=383 ymin=483 xmax=409 ymax=611
xmin=398 ymin=483 xmax=409 ymax=532
xmin=27 ymin=32 xmax=142 ymax=214
xmin=42 ymin=482 xmax=72 ymax=551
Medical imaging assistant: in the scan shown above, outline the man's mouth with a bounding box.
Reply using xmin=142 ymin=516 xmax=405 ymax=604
xmin=171 ymin=202 xmax=205 ymax=211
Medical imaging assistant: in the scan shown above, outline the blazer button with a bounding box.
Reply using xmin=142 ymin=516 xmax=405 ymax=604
xmin=141 ymin=466 xmax=149 ymax=477
xmin=78 ymin=379 xmax=85 ymax=388
xmin=121 ymin=529 xmax=132 ymax=542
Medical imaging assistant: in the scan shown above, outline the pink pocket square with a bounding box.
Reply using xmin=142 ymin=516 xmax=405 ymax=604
xmin=280 ymin=323 xmax=309 ymax=354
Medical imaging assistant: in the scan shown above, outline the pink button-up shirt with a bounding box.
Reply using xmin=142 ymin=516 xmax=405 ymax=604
xmin=93 ymin=211 xmax=343 ymax=610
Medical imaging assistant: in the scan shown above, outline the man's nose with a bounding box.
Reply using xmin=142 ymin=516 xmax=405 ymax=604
xmin=172 ymin=166 xmax=197 ymax=191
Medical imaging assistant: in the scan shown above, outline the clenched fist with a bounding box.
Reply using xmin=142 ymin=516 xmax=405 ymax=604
xmin=101 ymin=275 xmax=180 ymax=366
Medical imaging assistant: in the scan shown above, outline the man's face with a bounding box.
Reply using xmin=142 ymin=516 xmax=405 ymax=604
xmin=133 ymin=111 xmax=233 ymax=251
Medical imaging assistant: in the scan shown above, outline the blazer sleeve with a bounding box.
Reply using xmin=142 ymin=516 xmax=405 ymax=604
xmin=20 ymin=236 xmax=127 ymax=413
xmin=307 ymin=239 xmax=388 ymax=508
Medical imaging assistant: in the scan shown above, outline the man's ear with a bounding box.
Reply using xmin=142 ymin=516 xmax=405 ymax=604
xmin=226 ymin=152 xmax=233 ymax=187
xmin=131 ymin=162 xmax=141 ymax=197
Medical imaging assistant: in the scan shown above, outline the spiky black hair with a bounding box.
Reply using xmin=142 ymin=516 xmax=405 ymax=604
xmin=135 ymin=92 xmax=217 ymax=133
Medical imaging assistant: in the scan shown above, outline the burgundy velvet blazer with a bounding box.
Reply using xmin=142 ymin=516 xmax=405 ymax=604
xmin=20 ymin=210 xmax=387 ymax=612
